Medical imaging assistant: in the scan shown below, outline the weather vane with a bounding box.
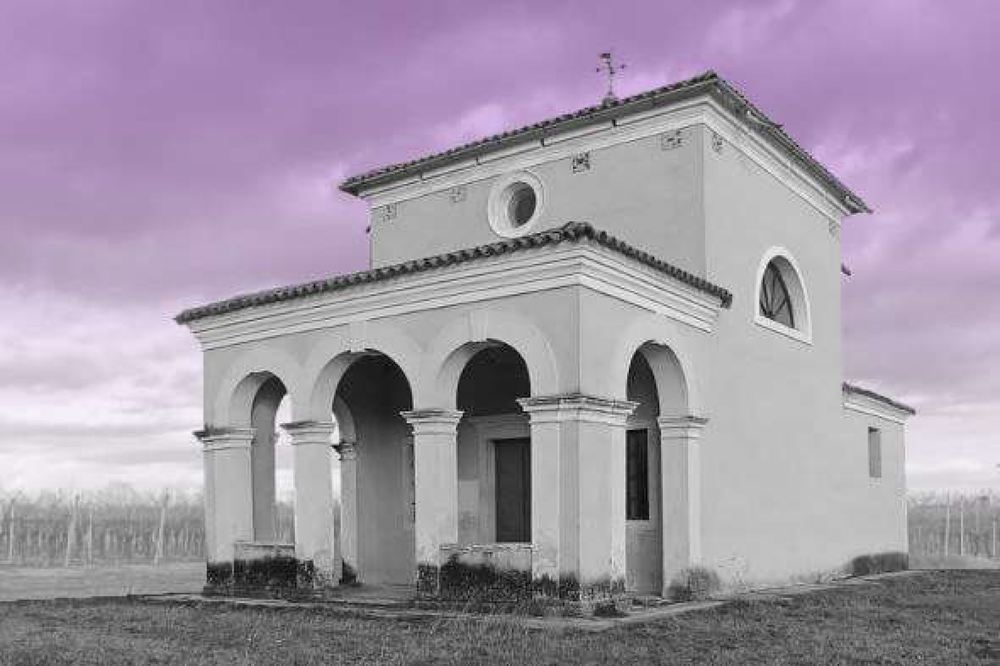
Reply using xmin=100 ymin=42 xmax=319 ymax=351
xmin=596 ymin=52 xmax=626 ymax=105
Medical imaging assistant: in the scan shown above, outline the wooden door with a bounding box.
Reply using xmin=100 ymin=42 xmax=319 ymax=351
xmin=494 ymin=438 xmax=531 ymax=542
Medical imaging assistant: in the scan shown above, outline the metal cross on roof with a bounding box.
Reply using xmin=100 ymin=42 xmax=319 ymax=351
xmin=596 ymin=52 xmax=626 ymax=105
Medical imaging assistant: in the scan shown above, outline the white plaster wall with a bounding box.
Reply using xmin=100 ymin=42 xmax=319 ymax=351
xmin=841 ymin=410 xmax=908 ymax=556
xmin=698 ymin=124 xmax=905 ymax=586
xmin=369 ymin=128 xmax=706 ymax=276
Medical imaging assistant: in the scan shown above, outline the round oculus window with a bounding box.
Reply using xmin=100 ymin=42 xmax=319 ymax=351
xmin=488 ymin=172 xmax=544 ymax=238
xmin=506 ymin=183 xmax=537 ymax=227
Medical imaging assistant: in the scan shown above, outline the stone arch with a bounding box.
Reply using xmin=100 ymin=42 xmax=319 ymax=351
xmin=300 ymin=324 xmax=422 ymax=422
xmin=637 ymin=344 xmax=688 ymax=417
xmin=213 ymin=347 xmax=303 ymax=428
xmin=609 ymin=318 xmax=701 ymax=417
xmin=332 ymin=395 xmax=356 ymax=443
xmin=423 ymin=309 xmax=559 ymax=409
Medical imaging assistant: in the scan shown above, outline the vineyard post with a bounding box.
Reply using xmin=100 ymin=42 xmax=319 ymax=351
xmin=943 ymin=493 xmax=951 ymax=556
xmin=6 ymin=496 xmax=16 ymax=563
xmin=64 ymin=494 xmax=79 ymax=567
xmin=974 ymin=497 xmax=981 ymax=556
xmin=958 ymin=496 xmax=965 ymax=557
xmin=153 ymin=491 xmax=169 ymax=566
xmin=86 ymin=503 xmax=94 ymax=566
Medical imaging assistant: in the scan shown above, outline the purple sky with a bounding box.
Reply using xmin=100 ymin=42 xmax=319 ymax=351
xmin=1 ymin=0 xmax=997 ymax=495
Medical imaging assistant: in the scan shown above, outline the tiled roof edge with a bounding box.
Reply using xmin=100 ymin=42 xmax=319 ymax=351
xmin=338 ymin=71 xmax=870 ymax=214
xmin=843 ymin=382 xmax=916 ymax=416
xmin=175 ymin=222 xmax=732 ymax=325
xmin=711 ymin=78 xmax=872 ymax=214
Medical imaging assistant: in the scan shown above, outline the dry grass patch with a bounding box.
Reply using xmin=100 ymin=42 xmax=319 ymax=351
xmin=0 ymin=570 xmax=997 ymax=665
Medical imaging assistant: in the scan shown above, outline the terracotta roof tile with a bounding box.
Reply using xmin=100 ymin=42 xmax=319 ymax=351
xmin=175 ymin=222 xmax=732 ymax=324
xmin=339 ymin=71 xmax=870 ymax=214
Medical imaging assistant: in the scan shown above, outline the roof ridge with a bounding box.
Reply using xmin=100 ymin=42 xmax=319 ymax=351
xmin=175 ymin=221 xmax=732 ymax=324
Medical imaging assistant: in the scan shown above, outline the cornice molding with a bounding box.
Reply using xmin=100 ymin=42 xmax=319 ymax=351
xmin=843 ymin=392 xmax=914 ymax=425
xmin=518 ymin=393 xmax=638 ymax=426
xmin=657 ymin=415 xmax=709 ymax=440
xmin=194 ymin=427 xmax=255 ymax=451
xmin=184 ymin=241 xmax=725 ymax=350
xmin=280 ymin=420 xmax=337 ymax=444
xmin=400 ymin=409 xmax=464 ymax=436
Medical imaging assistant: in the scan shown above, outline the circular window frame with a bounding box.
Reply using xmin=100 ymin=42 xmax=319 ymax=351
xmin=753 ymin=247 xmax=812 ymax=345
xmin=487 ymin=171 xmax=545 ymax=238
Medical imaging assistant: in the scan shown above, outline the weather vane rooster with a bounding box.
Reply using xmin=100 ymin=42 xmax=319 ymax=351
xmin=596 ymin=51 xmax=626 ymax=105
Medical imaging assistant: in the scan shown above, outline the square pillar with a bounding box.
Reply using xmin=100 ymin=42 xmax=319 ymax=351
xmin=658 ymin=415 xmax=707 ymax=593
xmin=400 ymin=409 xmax=463 ymax=593
xmin=333 ymin=440 xmax=358 ymax=583
xmin=516 ymin=399 xmax=563 ymax=591
xmin=195 ymin=427 xmax=254 ymax=592
xmin=282 ymin=420 xmax=339 ymax=590
xmin=519 ymin=394 xmax=636 ymax=601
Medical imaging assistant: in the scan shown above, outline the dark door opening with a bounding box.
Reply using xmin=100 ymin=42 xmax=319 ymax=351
xmin=494 ymin=438 xmax=531 ymax=542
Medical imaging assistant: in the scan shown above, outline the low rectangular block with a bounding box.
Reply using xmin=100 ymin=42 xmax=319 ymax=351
xmin=231 ymin=541 xmax=297 ymax=592
xmin=438 ymin=543 xmax=533 ymax=601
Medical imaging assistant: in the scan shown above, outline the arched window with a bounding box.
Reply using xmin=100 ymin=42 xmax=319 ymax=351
xmin=754 ymin=248 xmax=812 ymax=344
xmin=760 ymin=261 xmax=795 ymax=328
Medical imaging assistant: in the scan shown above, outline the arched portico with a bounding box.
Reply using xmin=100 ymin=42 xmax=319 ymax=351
xmin=455 ymin=344 xmax=533 ymax=542
xmin=299 ymin=325 xmax=422 ymax=423
xmin=295 ymin=344 xmax=418 ymax=586
xmin=333 ymin=354 xmax=415 ymax=584
xmin=421 ymin=309 xmax=560 ymax=409
xmin=193 ymin=304 xmax=711 ymax=602
xmin=198 ymin=362 xmax=300 ymax=592
xmin=293 ymin=329 xmax=421 ymax=586
xmin=619 ymin=337 xmax=707 ymax=597
xmin=211 ymin=347 xmax=303 ymax=428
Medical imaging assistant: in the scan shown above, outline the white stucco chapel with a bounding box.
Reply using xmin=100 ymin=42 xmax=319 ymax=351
xmin=177 ymin=72 xmax=914 ymax=603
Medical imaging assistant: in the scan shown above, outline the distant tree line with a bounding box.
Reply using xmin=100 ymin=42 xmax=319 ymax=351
xmin=908 ymin=491 xmax=998 ymax=560
xmin=2 ymin=486 xmax=995 ymax=568
xmin=0 ymin=485 xmax=294 ymax=567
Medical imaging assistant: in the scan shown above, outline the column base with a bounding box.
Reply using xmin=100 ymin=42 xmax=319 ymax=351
xmin=416 ymin=544 xmax=627 ymax=608
xmin=203 ymin=542 xmax=342 ymax=598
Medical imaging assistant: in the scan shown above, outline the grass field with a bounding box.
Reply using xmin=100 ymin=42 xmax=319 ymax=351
xmin=0 ymin=570 xmax=997 ymax=665
xmin=0 ymin=562 xmax=203 ymax=602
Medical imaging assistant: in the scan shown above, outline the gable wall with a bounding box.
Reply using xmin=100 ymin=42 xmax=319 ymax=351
xmin=368 ymin=127 xmax=707 ymax=277
xmin=696 ymin=124 xmax=904 ymax=583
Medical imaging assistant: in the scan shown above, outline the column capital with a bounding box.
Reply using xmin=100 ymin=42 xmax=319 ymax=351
xmin=400 ymin=409 xmax=463 ymax=436
xmin=518 ymin=393 xmax=637 ymax=426
xmin=280 ymin=420 xmax=337 ymax=444
xmin=333 ymin=442 xmax=357 ymax=461
xmin=194 ymin=427 xmax=255 ymax=451
xmin=657 ymin=415 xmax=709 ymax=440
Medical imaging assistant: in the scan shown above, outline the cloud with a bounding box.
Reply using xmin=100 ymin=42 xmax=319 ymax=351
xmin=0 ymin=0 xmax=997 ymax=493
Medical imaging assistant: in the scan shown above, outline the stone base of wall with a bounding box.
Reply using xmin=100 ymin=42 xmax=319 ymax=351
xmin=204 ymin=542 xmax=297 ymax=596
xmin=436 ymin=543 xmax=533 ymax=601
xmin=422 ymin=543 xmax=628 ymax=614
